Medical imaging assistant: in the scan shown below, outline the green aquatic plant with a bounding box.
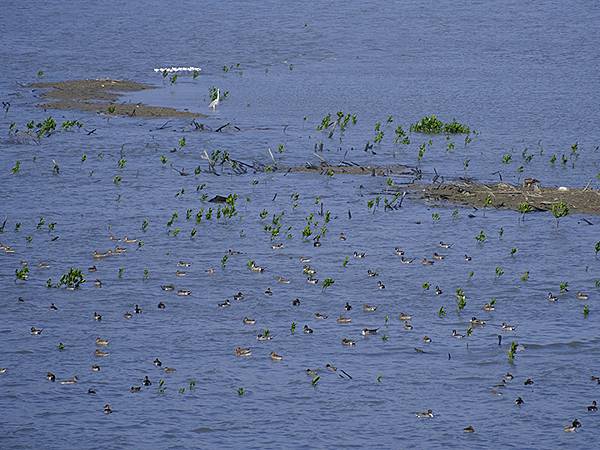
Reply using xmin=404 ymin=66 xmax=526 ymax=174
xmin=342 ymin=256 xmax=349 ymax=268
xmin=584 ymin=304 xmax=589 ymax=318
xmin=322 ymin=278 xmax=335 ymax=290
xmin=456 ymin=288 xmax=467 ymax=311
xmin=551 ymin=201 xmax=569 ymax=227
xmin=58 ymin=268 xmax=85 ymax=289
xmin=221 ymin=254 xmax=228 ymax=269
xmin=422 ymin=282 xmax=430 ymax=290
xmin=57 ymin=343 xmax=65 ymax=351
xmin=511 ymin=247 xmax=518 ymax=256
xmin=15 ymin=266 xmax=29 ymax=281
xmin=237 ymin=387 xmax=245 ymax=396
xmin=118 ymin=267 xmax=124 ymax=279
xmin=11 ymin=160 xmax=20 ymax=174
xmin=508 ymin=341 xmax=518 ymax=363
xmin=311 ymin=376 xmax=320 ymax=387
xmin=290 ymin=322 xmax=296 ymax=334
xmin=143 ymin=269 xmax=149 ymax=280
xmin=520 ymin=271 xmax=529 ymax=282
xmin=474 ymin=230 xmax=486 ymax=244
xmin=438 ymin=306 xmax=446 ymax=318
xmin=502 ymin=153 xmax=512 ymax=164
xmin=142 ymin=219 xmax=149 ymax=232
xmin=559 ymin=281 xmax=569 ymax=293
xmin=495 ymin=266 xmax=504 ymax=278
xmin=595 ymin=241 xmax=600 ymax=256
xmin=431 ymin=213 xmax=440 ymax=222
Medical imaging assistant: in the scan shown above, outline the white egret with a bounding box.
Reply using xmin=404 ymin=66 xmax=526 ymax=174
xmin=209 ymin=88 xmax=220 ymax=110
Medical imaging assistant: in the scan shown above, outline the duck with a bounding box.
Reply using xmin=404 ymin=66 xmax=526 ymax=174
xmin=94 ymin=279 xmax=102 ymax=288
xmin=143 ymin=376 xmax=152 ymax=386
xmin=206 ymin=268 xmax=216 ymax=275
xmin=88 ymin=388 xmax=96 ymax=395
xmin=501 ymin=322 xmax=516 ymax=331
xmin=233 ymin=292 xmax=245 ymax=301
xmin=524 ymin=378 xmax=534 ymax=385
xmin=95 ymin=337 xmax=109 ymax=346
xmin=367 ymin=269 xmax=379 ymax=277
xmin=337 ymin=316 xmax=352 ymax=324
xmin=363 ymin=304 xmax=377 ymax=312
xmin=30 ymin=327 xmax=43 ymax=335
xmin=547 ymin=292 xmax=558 ymax=302
xmin=177 ymin=261 xmax=191 ymax=267
xmin=257 ymin=331 xmax=272 ymax=341
xmin=94 ymin=312 xmax=102 ymax=321
xmin=47 ymin=372 xmax=56 ymax=382
xmin=123 ymin=311 xmax=133 ymax=319
xmin=104 ymin=404 xmax=112 ymax=414
xmin=394 ymin=247 xmax=405 ymax=256
xmin=452 ymin=330 xmax=465 ymax=339
xmin=339 ymin=232 xmax=347 ymax=241
xmin=432 ymin=253 xmax=445 ymax=261
xmin=91 ymin=365 xmax=101 ymax=372
xmin=353 ymin=251 xmax=366 ymax=259
xmin=564 ymin=419 xmax=581 ymax=432
xmin=483 ymin=302 xmax=495 ymax=312
xmin=435 ymin=286 xmax=443 ymax=295
xmin=588 ymin=401 xmax=598 ymax=412
xmin=503 ymin=372 xmax=514 ymax=382
xmin=164 ymin=367 xmax=176 ymax=373
xmin=403 ymin=321 xmax=413 ymax=331
xmin=235 ymin=347 xmax=252 ymax=357
xmin=439 ymin=242 xmax=453 ymax=249
xmin=60 ymin=376 xmax=78 ymax=385
xmin=271 ymin=243 xmax=284 ymax=250
xmin=161 ymin=284 xmax=175 ymax=291
xmin=130 ymin=386 xmax=141 ymax=393
xmin=158 ymin=302 xmax=166 ymax=309
xmin=577 ymin=291 xmax=589 ymax=300
xmin=114 ymin=246 xmax=126 ymax=254
xmin=264 ymin=287 xmax=273 ymax=296
xmin=95 ymin=349 xmax=109 ymax=357
xmin=270 ymin=352 xmax=283 ymax=361
xmin=421 ymin=258 xmax=434 ymax=266
xmin=344 ymin=302 xmax=352 ymax=311
xmin=134 ymin=304 xmax=142 ymax=314
xmin=314 ymin=239 xmax=322 ymax=247
xmin=153 ymin=358 xmax=162 ymax=367
xmin=175 ymin=270 xmax=187 ymax=277
xmin=50 ymin=303 xmax=58 ymax=310
xmin=303 ymin=265 xmax=316 ymax=276
xmin=463 ymin=425 xmax=475 ymax=433
xmin=399 ymin=313 xmax=412 ymax=321
xmin=470 ymin=317 xmax=486 ymax=327
xmin=218 ymin=299 xmax=231 ymax=308
xmin=377 ymin=281 xmax=386 ymax=289
xmin=314 ymin=312 xmax=328 ymax=320
xmin=93 ymin=250 xmax=112 ymax=259
xmin=307 ymin=277 xmax=319 ymax=284
xmin=243 ymin=317 xmax=256 ymax=325
xmin=276 ymin=276 xmax=290 ymax=284
xmin=292 ymin=298 xmax=301 ymax=306
xmin=303 ymin=325 xmax=314 ymax=334
xmin=464 ymin=254 xmax=472 ymax=261
xmin=515 ymin=396 xmax=524 ymax=406
xmin=177 ymin=289 xmax=191 ymax=296
xmin=123 ymin=236 xmax=137 ymax=244
xmin=401 ymin=257 xmax=414 ymax=264
xmin=341 ymin=338 xmax=356 ymax=347
xmin=423 ymin=336 xmax=432 ymax=343
xmin=306 ymin=368 xmax=318 ymax=377
xmin=415 ymin=409 xmax=434 ymax=418
xmin=299 ymin=256 xmax=311 ymax=263
xmin=361 ymin=328 xmax=378 ymax=336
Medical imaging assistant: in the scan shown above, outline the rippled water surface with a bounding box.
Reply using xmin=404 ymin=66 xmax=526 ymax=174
xmin=2 ymin=1 xmax=600 ymax=449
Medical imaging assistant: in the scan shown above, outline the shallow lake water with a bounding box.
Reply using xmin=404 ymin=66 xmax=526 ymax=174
xmin=2 ymin=1 xmax=600 ymax=449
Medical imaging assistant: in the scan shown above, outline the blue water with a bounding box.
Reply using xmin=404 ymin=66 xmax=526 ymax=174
xmin=1 ymin=1 xmax=600 ymax=448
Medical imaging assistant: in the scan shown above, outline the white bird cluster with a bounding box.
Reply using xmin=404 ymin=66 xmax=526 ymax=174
xmin=153 ymin=67 xmax=201 ymax=73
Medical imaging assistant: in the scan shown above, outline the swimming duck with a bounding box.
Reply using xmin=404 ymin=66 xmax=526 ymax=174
xmin=95 ymin=337 xmax=109 ymax=346
xmin=276 ymin=276 xmax=291 ymax=284
xmin=403 ymin=321 xmax=413 ymax=330
xmin=50 ymin=303 xmax=58 ymax=311
xmin=292 ymin=298 xmax=301 ymax=306
xmin=344 ymin=302 xmax=352 ymax=311
xmin=158 ymin=302 xmax=166 ymax=309
xmin=432 ymin=253 xmax=445 ymax=261
xmin=243 ymin=317 xmax=256 ymax=325
xmin=399 ymin=313 xmax=412 ymax=321
xmin=483 ymin=302 xmax=495 ymax=312
xmin=47 ymin=372 xmax=56 ymax=382
xmin=577 ymin=291 xmax=589 ymax=300
xmin=463 ymin=425 xmax=475 ymax=433
xmin=177 ymin=289 xmax=191 ymax=296
xmin=564 ymin=419 xmax=581 ymax=432
xmin=88 ymin=388 xmax=96 ymax=395
xmin=313 ymin=239 xmax=321 ymax=247
xmin=218 ymin=299 xmax=231 ymax=308
xmin=271 ymin=243 xmax=284 ymax=250
xmin=175 ymin=270 xmax=187 ymax=277
xmin=130 ymin=386 xmax=141 ymax=392
xmin=299 ymin=256 xmax=311 ymax=263
xmin=91 ymin=365 xmax=101 ymax=372
xmin=233 ymin=292 xmax=245 ymax=301
xmin=153 ymin=358 xmax=162 ymax=367
xmin=134 ymin=304 xmax=142 ymax=314
xmin=38 ymin=261 xmax=50 ymax=269
xmin=95 ymin=349 xmax=109 ymax=357
xmin=143 ymin=376 xmax=152 ymax=386
xmin=415 ymin=409 xmax=434 ymax=419
xmin=94 ymin=312 xmax=102 ymax=321
xmin=177 ymin=261 xmax=191 ymax=268
xmin=421 ymin=258 xmax=434 ymax=266
xmin=588 ymin=401 xmax=597 ymax=412
xmin=164 ymin=367 xmax=176 ymax=373
xmin=377 ymin=281 xmax=386 ymax=289
xmin=363 ymin=304 xmax=377 ymax=312
xmin=30 ymin=327 xmax=43 ymax=335
xmin=314 ymin=312 xmax=328 ymax=320
xmin=161 ymin=284 xmax=175 ymax=291
xmin=123 ymin=311 xmax=133 ymax=319
xmin=361 ymin=328 xmax=378 ymax=336
xmin=470 ymin=317 xmax=486 ymax=327
xmin=524 ymin=378 xmax=534 ymax=385
xmin=394 ymin=247 xmax=405 ymax=256
xmin=337 ymin=316 xmax=352 ymax=324
xmin=250 ymin=262 xmax=265 ymax=273
xmin=367 ymin=269 xmax=379 ymax=277
xmin=339 ymin=232 xmax=347 ymax=241
xmin=303 ymin=325 xmax=314 ymax=334
xmin=439 ymin=242 xmax=453 ymax=249
xmin=435 ymin=286 xmax=443 ymax=295
xmin=94 ymin=279 xmax=102 ymax=288
xmin=307 ymin=277 xmax=319 ymax=284
xmin=306 ymin=368 xmax=318 ymax=377
xmin=303 ymin=265 xmax=316 ymax=276
xmin=341 ymin=338 xmax=356 ymax=347
xmin=270 ymin=352 xmax=283 ymax=361
xmin=257 ymin=331 xmax=272 ymax=341
xmin=264 ymin=287 xmax=273 ymax=296
xmin=93 ymin=250 xmax=112 ymax=259
xmin=353 ymin=251 xmax=366 ymax=259
xmin=114 ymin=246 xmax=126 ymax=254
xmin=515 ymin=396 xmax=524 ymax=406
xmin=123 ymin=236 xmax=137 ymax=244
xmin=452 ymin=330 xmax=465 ymax=339
xmin=501 ymin=322 xmax=516 ymax=331
xmin=104 ymin=404 xmax=112 ymax=414
xmin=464 ymin=254 xmax=472 ymax=261
xmin=547 ymin=292 xmax=558 ymax=302
xmin=401 ymin=257 xmax=414 ymax=264
xmin=592 ymin=375 xmax=600 ymax=384
xmin=423 ymin=336 xmax=432 ymax=343
xmin=206 ymin=268 xmax=216 ymax=275
xmin=60 ymin=376 xmax=78 ymax=385
xmin=235 ymin=347 xmax=252 ymax=357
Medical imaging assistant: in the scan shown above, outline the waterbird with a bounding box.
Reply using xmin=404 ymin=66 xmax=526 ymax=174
xmin=588 ymin=401 xmax=598 ymax=412
xmin=432 ymin=253 xmax=445 ymax=261
xmin=344 ymin=302 xmax=352 ymax=311
xmin=337 ymin=316 xmax=352 ymax=324
xmin=158 ymin=302 xmax=166 ymax=309
xmin=218 ymin=299 xmax=231 ymax=308
xmin=88 ymin=388 xmax=96 ymax=395
xmin=307 ymin=277 xmax=319 ymax=284
xmin=524 ymin=378 xmax=534 ymax=385
xmin=367 ymin=269 xmax=379 ymax=277
xmin=361 ymin=328 xmax=378 ymax=336
xmin=353 ymin=251 xmax=366 ymax=259
xmin=257 ymin=331 xmax=272 ymax=341
xmin=439 ymin=242 xmax=453 ymax=249
xmin=270 ymin=352 xmax=283 ymax=361
xmin=94 ymin=279 xmax=103 ymax=288
xmin=306 ymin=368 xmax=318 ymax=377
xmin=515 ymin=396 xmax=524 ymax=406
xmin=175 ymin=270 xmax=187 ymax=277
xmin=339 ymin=232 xmax=347 ymax=241
xmin=143 ymin=376 xmax=152 ymax=386
xmin=88 ymin=265 xmax=97 ymax=272
xmin=130 ymin=386 xmax=141 ymax=393
xmin=0 ymin=368 xmax=7 ymax=374
xmin=95 ymin=337 xmax=109 ymax=346
xmin=276 ymin=276 xmax=290 ymax=284
xmin=547 ymin=292 xmax=558 ymax=302
xmin=104 ymin=404 xmax=112 ymax=414
xmin=464 ymin=254 xmax=472 ymax=261
xmin=399 ymin=313 xmax=412 ymax=321
xmin=314 ymin=312 xmax=328 ymax=320
xmin=421 ymin=258 xmax=434 ymax=265
xmin=271 ymin=243 xmax=284 ymax=250
xmin=341 ymin=338 xmax=356 ymax=347
xmin=209 ymin=88 xmax=220 ymax=110
xmin=154 ymin=358 xmax=162 ymax=367
xmin=415 ymin=409 xmax=434 ymax=418
xmin=95 ymin=349 xmax=109 ymax=357
xmin=483 ymin=302 xmax=495 ymax=312
xmin=363 ymin=304 xmax=377 ymax=312
xmin=403 ymin=321 xmax=413 ymax=330
xmin=94 ymin=312 xmax=102 ymax=321
xmin=564 ymin=419 xmax=581 ymax=432
xmin=401 ymin=257 xmax=414 ymax=264
xmin=577 ymin=291 xmax=589 ymax=300
xmin=235 ymin=347 xmax=252 ymax=357
xmin=177 ymin=289 xmax=191 ymax=296
xmin=464 ymin=425 xmax=475 ymax=433
xmin=30 ymin=327 xmax=43 ymax=335
xmin=452 ymin=330 xmax=465 ymax=338
xmin=377 ymin=281 xmax=386 ymax=289
xmin=264 ymin=287 xmax=273 ymax=296
xmin=233 ymin=292 xmax=245 ymax=301
xmin=435 ymin=286 xmax=443 ymax=295
xmin=50 ymin=303 xmax=58 ymax=310
xmin=60 ymin=376 xmax=78 ymax=385
xmin=423 ymin=336 xmax=432 ymax=343
xmin=134 ymin=304 xmax=142 ymax=314
xmin=243 ymin=317 xmax=256 ymax=325
xmin=123 ymin=311 xmax=133 ymax=319
xmin=161 ymin=284 xmax=175 ymax=291
xmin=292 ymin=298 xmax=301 ymax=306
xmin=91 ymin=365 xmax=101 ymax=372
xmin=164 ymin=367 xmax=176 ymax=373
xmin=470 ymin=317 xmax=486 ymax=327
xmin=501 ymin=322 xmax=516 ymax=331
xmin=47 ymin=372 xmax=56 ymax=382
xmin=394 ymin=247 xmax=404 ymax=256
xmin=177 ymin=261 xmax=191 ymax=267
